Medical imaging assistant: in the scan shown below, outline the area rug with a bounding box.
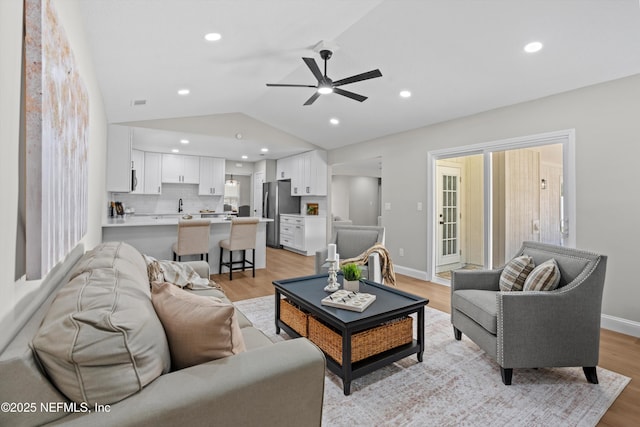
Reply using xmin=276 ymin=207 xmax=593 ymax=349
xmin=234 ymin=296 xmax=630 ymax=427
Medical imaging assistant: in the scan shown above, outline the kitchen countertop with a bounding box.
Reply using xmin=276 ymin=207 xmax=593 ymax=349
xmin=103 ymin=215 xmax=273 ymax=228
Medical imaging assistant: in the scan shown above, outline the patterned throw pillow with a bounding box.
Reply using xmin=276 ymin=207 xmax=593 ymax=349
xmin=499 ymin=255 xmax=535 ymax=291
xmin=523 ymin=258 xmax=561 ymax=291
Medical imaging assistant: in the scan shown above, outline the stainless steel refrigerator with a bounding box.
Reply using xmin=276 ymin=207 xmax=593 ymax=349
xmin=263 ymin=181 xmax=301 ymax=247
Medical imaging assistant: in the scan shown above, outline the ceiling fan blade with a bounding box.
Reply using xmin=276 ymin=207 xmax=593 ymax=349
xmin=266 ymin=83 xmax=317 ymax=88
xmin=333 ymin=69 xmax=382 ymax=87
xmin=303 ymin=57 xmax=324 ymax=82
xmin=303 ymin=92 xmax=321 ymax=106
xmin=333 ymin=87 xmax=368 ymax=102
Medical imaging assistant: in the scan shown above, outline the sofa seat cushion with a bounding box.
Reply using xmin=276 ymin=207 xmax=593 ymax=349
xmin=241 ymin=327 xmax=276 ymax=351
xmin=452 ymin=289 xmax=498 ymax=335
xmin=151 ymin=282 xmax=247 ymax=370
xmin=32 ymin=242 xmax=170 ymax=405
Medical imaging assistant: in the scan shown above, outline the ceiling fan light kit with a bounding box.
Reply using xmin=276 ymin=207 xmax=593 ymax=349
xmin=266 ymin=49 xmax=382 ymax=105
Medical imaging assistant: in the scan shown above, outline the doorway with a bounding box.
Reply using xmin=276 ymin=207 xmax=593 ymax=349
xmin=428 ymin=130 xmax=575 ymax=283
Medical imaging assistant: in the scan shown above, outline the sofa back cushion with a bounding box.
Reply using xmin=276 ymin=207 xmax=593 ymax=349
xmin=32 ymin=242 xmax=170 ymax=405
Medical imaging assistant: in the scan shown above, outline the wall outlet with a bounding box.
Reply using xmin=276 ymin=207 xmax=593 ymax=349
xmin=399 ymin=248 xmax=404 ymax=257
xmin=385 ymin=202 xmax=391 ymax=211
xmin=417 ymin=202 xmax=423 ymax=211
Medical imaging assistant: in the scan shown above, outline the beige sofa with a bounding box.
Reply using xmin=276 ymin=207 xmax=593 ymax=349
xmin=0 ymin=242 xmax=325 ymax=427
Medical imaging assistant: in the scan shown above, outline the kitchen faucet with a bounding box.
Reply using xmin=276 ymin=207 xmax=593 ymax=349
xmin=178 ymin=198 xmax=183 ymax=213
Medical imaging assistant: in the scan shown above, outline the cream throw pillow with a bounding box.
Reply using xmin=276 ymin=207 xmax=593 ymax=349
xmin=499 ymin=255 xmax=535 ymax=291
xmin=151 ymin=282 xmax=246 ymax=370
xmin=523 ymin=258 xmax=561 ymax=291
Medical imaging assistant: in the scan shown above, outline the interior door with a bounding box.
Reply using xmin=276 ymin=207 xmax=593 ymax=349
xmin=436 ymin=166 xmax=461 ymax=268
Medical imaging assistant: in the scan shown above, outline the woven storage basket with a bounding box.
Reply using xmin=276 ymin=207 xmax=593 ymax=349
xmin=279 ymin=298 xmax=309 ymax=337
xmin=308 ymin=316 xmax=413 ymax=365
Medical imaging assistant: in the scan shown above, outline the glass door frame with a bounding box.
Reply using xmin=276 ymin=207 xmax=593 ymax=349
xmin=426 ymin=129 xmax=576 ymax=285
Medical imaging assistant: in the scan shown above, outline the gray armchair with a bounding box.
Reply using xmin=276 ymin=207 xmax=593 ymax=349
xmin=315 ymin=225 xmax=385 ymax=283
xmin=451 ymin=241 xmax=607 ymax=385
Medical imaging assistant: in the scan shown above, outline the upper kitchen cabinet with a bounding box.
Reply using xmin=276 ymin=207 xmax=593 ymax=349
xmin=131 ymin=149 xmax=145 ymax=194
xmin=161 ymin=154 xmax=200 ymax=184
xmin=276 ymin=155 xmax=293 ymax=180
xmin=143 ymin=152 xmax=162 ymax=195
xmin=283 ymin=150 xmax=328 ymax=196
xmin=106 ymin=125 xmax=132 ymax=192
xmin=199 ymin=157 xmax=225 ymax=196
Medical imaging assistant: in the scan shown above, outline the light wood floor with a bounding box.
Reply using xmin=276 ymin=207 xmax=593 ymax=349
xmin=212 ymin=247 xmax=639 ymax=427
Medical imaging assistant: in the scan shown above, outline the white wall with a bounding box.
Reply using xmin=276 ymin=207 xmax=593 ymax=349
xmin=331 ymin=175 xmax=351 ymax=220
xmin=329 ymin=74 xmax=640 ymax=325
xmin=0 ymin=0 xmax=107 ymax=343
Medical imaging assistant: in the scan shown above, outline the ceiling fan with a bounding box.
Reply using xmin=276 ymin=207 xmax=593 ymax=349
xmin=266 ymin=49 xmax=382 ymax=106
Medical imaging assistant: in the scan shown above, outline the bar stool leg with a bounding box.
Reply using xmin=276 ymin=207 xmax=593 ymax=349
xmin=219 ymin=247 xmax=223 ymax=275
xmin=252 ymin=248 xmax=256 ymax=277
xmin=229 ymin=250 xmax=233 ymax=280
xmin=242 ymin=250 xmax=246 ymax=272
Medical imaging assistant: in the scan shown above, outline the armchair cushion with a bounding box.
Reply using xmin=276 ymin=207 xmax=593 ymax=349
xmin=151 ymin=282 xmax=246 ymax=370
xmin=523 ymin=259 xmax=561 ymax=291
xmin=452 ymin=290 xmax=498 ymax=334
xmin=499 ymin=255 xmax=534 ymax=291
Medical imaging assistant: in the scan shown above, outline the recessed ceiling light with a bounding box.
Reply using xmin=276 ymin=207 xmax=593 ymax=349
xmin=171 ymin=149 xmax=179 ymax=153
xmin=204 ymin=32 xmax=222 ymax=42
xmin=399 ymin=90 xmax=412 ymax=98
xmin=261 ymin=148 xmax=269 ymax=153
xmin=524 ymin=41 xmax=543 ymax=53
xmin=241 ymin=155 xmax=248 ymax=160
xmin=177 ymin=89 xmax=190 ymax=96
xmin=329 ymin=118 xmax=340 ymax=125
xmin=180 ymin=139 xmax=189 ymax=144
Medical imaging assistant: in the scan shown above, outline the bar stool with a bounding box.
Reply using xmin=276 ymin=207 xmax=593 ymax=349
xmin=219 ymin=217 xmax=259 ymax=280
xmin=172 ymin=219 xmax=211 ymax=262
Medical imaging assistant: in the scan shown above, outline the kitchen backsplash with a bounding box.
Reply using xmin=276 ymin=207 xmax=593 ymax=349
xmin=111 ymin=184 xmax=225 ymax=214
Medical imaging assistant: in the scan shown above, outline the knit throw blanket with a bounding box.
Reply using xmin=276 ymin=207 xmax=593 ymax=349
xmin=143 ymin=254 xmax=218 ymax=290
xmin=341 ymin=243 xmax=396 ymax=286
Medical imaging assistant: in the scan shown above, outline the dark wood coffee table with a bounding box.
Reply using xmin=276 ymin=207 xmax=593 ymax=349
xmin=273 ymin=274 xmax=428 ymax=395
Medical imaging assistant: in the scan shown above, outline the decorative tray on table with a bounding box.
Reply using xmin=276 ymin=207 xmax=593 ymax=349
xmin=321 ymin=290 xmax=376 ymax=312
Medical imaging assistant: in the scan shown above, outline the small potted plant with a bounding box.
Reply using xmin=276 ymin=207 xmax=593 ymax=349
xmin=341 ymin=263 xmax=362 ymax=291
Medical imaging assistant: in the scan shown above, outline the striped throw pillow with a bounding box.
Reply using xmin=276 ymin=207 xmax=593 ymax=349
xmin=499 ymin=255 xmax=535 ymax=291
xmin=523 ymin=258 xmax=561 ymax=291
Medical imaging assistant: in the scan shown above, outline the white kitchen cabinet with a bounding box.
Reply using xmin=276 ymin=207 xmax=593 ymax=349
xmin=106 ymin=125 xmax=132 ymax=192
xmin=276 ymin=156 xmax=293 ymax=180
xmin=161 ymin=154 xmax=200 ymax=184
xmin=287 ymin=150 xmax=328 ymax=196
xmin=198 ymin=157 xmax=226 ymax=196
xmin=279 ymin=214 xmax=326 ymax=256
xmin=143 ymin=152 xmax=162 ymax=194
xmin=302 ymin=150 xmax=328 ymax=196
xmin=131 ymin=149 xmax=145 ymax=194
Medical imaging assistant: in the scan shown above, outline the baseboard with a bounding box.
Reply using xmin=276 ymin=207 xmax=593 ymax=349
xmin=394 ymin=265 xmax=428 ymax=281
xmin=601 ymin=314 xmax=640 ymax=338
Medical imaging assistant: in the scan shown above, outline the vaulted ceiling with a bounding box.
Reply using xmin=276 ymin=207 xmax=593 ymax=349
xmin=79 ymin=0 xmax=640 ymax=161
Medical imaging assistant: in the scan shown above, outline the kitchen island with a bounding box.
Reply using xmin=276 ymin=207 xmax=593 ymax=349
xmin=102 ymin=215 xmax=273 ymax=274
